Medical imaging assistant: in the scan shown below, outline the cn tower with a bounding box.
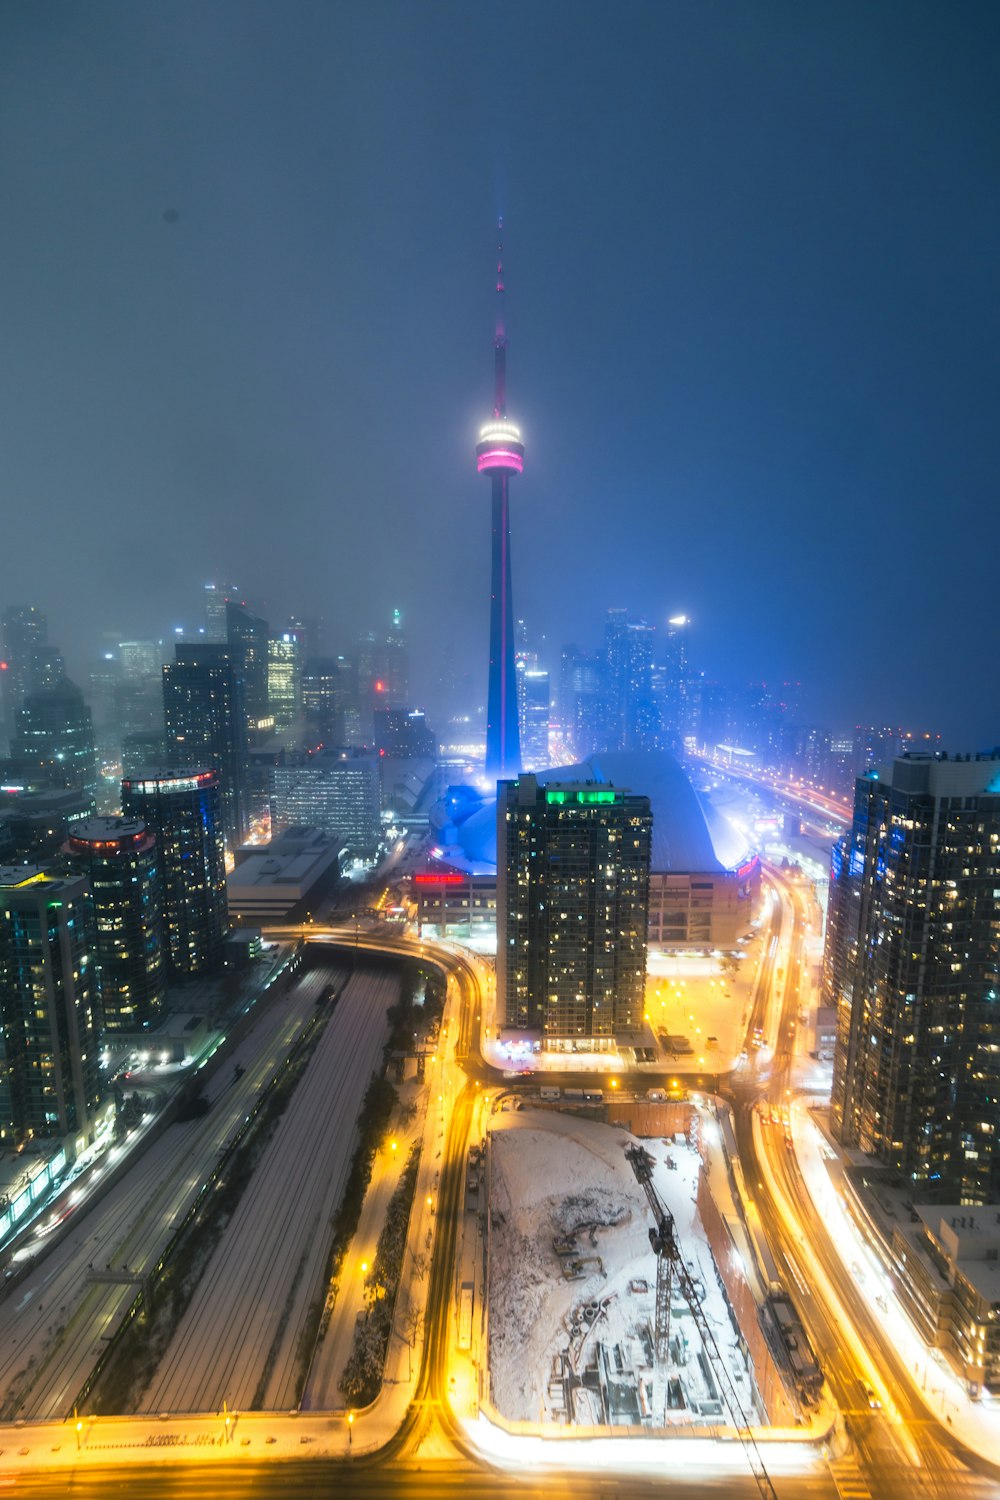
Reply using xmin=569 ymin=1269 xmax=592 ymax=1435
xmin=476 ymin=218 xmax=523 ymax=783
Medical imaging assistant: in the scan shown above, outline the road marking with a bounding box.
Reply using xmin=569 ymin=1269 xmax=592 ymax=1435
xmin=830 ymin=1457 xmax=873 ymax=1500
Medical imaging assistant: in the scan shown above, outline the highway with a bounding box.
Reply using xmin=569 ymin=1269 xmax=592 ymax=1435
xmin=728 ymin=870 xmax=999 ymax=1500
xmin=139 ymin=964 xmax=397 ymax=1415
xmin=689 ymin=752 xmax=852 ymax=830
xmin=0 ymin=1456 xmax=839 ymax=1500
xmin=0 ymin=969 xmax=339 ymax=1421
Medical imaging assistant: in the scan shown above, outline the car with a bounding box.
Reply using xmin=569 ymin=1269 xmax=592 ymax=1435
xmin=863 ymin=1384 xmax=882 ymax=1409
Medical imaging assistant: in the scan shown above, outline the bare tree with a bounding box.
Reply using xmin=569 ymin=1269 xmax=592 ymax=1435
xmin=403 ymin=1304 xmax=423 ymax=1348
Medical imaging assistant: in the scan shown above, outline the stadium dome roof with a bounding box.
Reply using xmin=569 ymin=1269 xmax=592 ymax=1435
xmin=435 ymin=749 xmax=752 ymax=877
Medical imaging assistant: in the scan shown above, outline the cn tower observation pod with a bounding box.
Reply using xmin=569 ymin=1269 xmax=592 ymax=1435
xmin=476 ymin=419 xmax=524 ymax=474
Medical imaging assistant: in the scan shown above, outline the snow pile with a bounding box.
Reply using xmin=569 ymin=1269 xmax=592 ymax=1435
xmin=487 ymin=1110 xmax=759 ymax=1429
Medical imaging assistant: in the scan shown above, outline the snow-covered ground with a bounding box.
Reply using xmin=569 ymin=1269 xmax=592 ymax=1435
xmin=487 ymin=1109 xmax=762 ymax=1430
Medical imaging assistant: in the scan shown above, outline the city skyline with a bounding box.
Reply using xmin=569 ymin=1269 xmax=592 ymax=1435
xmin=1 ymin=4 xmax=998 ymax=747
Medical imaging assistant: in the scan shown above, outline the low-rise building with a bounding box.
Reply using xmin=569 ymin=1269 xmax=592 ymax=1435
xmin=414 ymin=867 xmax=497 ymax=939
xmin=891 ymin=1206 xmax=1000 ymax=1395
xmin=228 ymin=825 xmax=340 ymax=921
xmin=844 ymin=1166 xmax=1000 ymax=1397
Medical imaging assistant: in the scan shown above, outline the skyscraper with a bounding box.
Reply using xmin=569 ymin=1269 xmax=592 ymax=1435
xmin=64 ymin=816 xmax=166 ymax=1033
xmin=496 ymin=774 xmax=652 ymax=1044
xmin=302 ymin=658 xmax=348 ymax=744
xmin=826 ymin=752 xmax=1000 ymax=1204
xmin=604 ymin=609 xmax=656 ymax=752
xmin=267 ymin=630 xmax=303 ymax=732
xmin=477 ymin=220 xmax=523 ymax=784
xmin=225 ymin=601 xmax=271 ymax=733
xmin=162 ymin=643 xmax=249 ymax=847
xmin=121 ymin=768 xmax=228 ymax=981
xmin=657 ymin=613 xmax=692 ymax=750
xmin=559 ymin=645 xmax=605 ymax=759
xmin=0 ymin=866 xmax=102 ymax=1147
xmin=0 ymin=605 xmax=48 ymax=725
xmin=520 ymin=669 xmax=550 ymax=769
xmin=204 ymin=581 xmax=242 ymax=644
xmin=10 ymin=675 xmax=98 ymax=801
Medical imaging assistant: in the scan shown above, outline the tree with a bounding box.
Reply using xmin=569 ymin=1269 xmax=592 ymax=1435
xmin=403 ymin=1304 xmax=423 ymax=1348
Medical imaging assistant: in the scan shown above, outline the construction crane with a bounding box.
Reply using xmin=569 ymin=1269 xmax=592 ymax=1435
xmin=625 ymin=1144 xmax=779 ymax=1500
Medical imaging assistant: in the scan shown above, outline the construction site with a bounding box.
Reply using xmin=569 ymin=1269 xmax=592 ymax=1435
xmin=486 ymin=1105 xmax=814 ymax=1442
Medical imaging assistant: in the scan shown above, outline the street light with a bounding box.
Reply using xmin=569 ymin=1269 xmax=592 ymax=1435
xmin=348 ymin=1410 xmax=354 ymax=1448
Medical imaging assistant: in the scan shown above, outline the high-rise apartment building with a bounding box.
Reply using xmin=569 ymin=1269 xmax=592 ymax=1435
xmin=496 ymin=774 xmax=652 ymax=1045
xmin=163 ymin=643 xmax=249 ymax=847
xmin=121 ymin=768 xmax=228 ymax=981
xmin=64 ymin=817 xmax=166 ymax=1032
xmin=0 ymin=866 xmax=102 ymax=1147
xmin=826 ymin=753 xmax=1000 ymax=1204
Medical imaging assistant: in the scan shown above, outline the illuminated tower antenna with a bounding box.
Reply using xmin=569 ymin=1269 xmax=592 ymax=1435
xmin=477 ymin=218 xmax=523 ymax=783
xmin=494 ymin=217 xmax=506 ymax=417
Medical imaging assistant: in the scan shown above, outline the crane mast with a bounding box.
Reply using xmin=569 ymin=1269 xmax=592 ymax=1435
xmin=625 ymin=1144 xmax=779 ymax=1500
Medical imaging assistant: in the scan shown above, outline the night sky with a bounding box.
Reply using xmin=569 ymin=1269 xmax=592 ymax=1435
xmin=1 ymin=2 xmax=997 ymax=745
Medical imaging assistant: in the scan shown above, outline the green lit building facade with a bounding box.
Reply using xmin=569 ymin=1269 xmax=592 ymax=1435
xmin=496 ymin=775 xmax=651 ymax=1044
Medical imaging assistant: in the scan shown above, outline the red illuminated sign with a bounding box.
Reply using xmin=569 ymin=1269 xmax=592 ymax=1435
xmin=414 ymin=872 xmax=464 ymax=886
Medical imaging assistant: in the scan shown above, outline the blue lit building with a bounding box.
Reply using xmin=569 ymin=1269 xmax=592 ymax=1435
xmin=423 ymin=749 xmax=758 ymax=952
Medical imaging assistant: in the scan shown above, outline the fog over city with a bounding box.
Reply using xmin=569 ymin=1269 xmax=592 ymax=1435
xmin=1 ymin=2 xmax=997 ymax=746
xmin=4 ymin=10 xmax=1000 ymax=1500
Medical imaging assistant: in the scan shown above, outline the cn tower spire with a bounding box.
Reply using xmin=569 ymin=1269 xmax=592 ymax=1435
xmin=494 ymin=215 xmax=506 ymax=418
xmin=476 ymin=218 xmax=524 ymax=784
